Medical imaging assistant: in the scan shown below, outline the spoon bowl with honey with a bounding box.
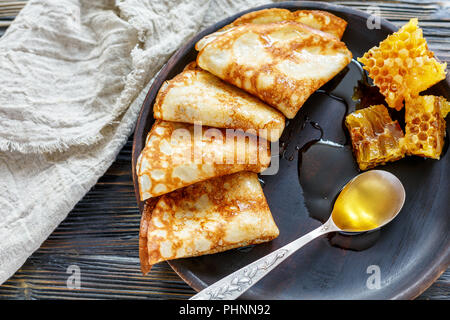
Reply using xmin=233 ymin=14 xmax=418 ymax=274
xmin=191 ymin=170 xmax=406 ymax=300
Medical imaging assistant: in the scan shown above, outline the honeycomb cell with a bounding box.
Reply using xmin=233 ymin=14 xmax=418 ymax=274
xmin=346 ymin=104 xmax=405 ymax=170
xmin=419 ymin=123 xmax=429 ymax=131
xmin=358 ymin=19 xmax=447 ymax=110
xmin=404 ymin=95 xmax=448 ymax=159
xmin=418 ymin=132 xmax=428 ymax=141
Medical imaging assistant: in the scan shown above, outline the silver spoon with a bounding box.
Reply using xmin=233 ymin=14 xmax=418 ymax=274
xmin=190 ymin=170 xmax=405 ymax=300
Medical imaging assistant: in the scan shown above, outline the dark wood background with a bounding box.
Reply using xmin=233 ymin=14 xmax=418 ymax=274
xmin=0 ymin=0 xmax=448 ymax=299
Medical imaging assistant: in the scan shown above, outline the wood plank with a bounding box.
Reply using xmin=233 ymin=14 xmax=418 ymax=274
xmin=0 ymin=0 xmax=448 ymax=300
xmin=0 ymin=139 xmax=197 ymax=300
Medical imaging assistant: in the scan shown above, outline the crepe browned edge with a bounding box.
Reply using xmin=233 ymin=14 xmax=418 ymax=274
xmin=219 ymin=8 xmax=347 ymax=39
xmin=139 ymin=197 xmax=160 ymax=275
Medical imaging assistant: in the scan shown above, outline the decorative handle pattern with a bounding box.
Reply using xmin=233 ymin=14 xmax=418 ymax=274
xmin=190 ymin=221 xmax=338 ymax=300
xmin=191 ymin=249 xmax=289 ymax=300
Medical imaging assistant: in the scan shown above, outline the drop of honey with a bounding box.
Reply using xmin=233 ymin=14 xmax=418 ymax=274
xmin=331 ymin=171 xmax=403 ymax=232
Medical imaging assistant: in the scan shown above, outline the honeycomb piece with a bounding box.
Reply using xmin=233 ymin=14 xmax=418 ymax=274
xmin=404 ymin=95 xmax=447 ymax=159
xmin=440 ymin=96 xmax=450 ymax=118
xmin=358 ymin=19 xmax=447 ymax=110
xmin=346 ymin=105 xmax=405 ymax=170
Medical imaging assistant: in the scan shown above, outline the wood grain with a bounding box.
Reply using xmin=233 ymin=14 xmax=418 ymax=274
xmin=0 ymin=0 xmax=448 ymax=300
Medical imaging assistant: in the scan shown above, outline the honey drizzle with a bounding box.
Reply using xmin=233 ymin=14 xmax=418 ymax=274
xmin=294 ymin=58 xmax=385 ymax=251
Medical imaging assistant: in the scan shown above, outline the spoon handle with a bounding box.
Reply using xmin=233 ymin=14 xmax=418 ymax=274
xmin=190 ymin=220 xmax=338 ymax=300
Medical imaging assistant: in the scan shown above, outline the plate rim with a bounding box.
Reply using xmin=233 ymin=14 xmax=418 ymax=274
xmin=131 ymin=0 xmax=450 ymax=300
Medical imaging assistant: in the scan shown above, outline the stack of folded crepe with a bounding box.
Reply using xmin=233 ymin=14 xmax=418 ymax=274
xmin=137 ymin=8 xmax=352 ymax=273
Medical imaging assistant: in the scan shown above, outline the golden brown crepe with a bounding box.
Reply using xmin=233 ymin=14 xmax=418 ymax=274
xmin=139 ymin=171 xmax=279 ymax=273
xmin=153 ymin=63 xmax=285 ymax=142
xmin=136 ymin=120 xmax=271 ymax=201
xmin=196 ymin=21 xmax=352 ymax=119
xmin=196 ymin=8 xmax=347 ymax=51
xmin=227 ymin=9 xmax=347 ymax=38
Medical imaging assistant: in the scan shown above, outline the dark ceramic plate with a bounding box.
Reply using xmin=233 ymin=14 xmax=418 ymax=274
xmin=132 ymin=1 xmax=449 ymax=299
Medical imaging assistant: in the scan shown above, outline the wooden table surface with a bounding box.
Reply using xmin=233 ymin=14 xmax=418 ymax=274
xmin=0 ymin=0 xmax=448 ymax=300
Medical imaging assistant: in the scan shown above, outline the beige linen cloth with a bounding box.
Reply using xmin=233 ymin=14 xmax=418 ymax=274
xmin=0 ymin=0 xmax=283 ymax=284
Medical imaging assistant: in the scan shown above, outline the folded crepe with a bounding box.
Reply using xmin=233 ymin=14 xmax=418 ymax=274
xmin=153 ymin=63 xmax=285 ymax=142
xmin=136 ymin=120 xmax=271 ymax=200
xmin=196 ymin=21 xmax=353 ymax=119
xmin=196 ymin=8 xmax=347 ymax=51
xmin=139 ymin=171 xmax=279 ymax=274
